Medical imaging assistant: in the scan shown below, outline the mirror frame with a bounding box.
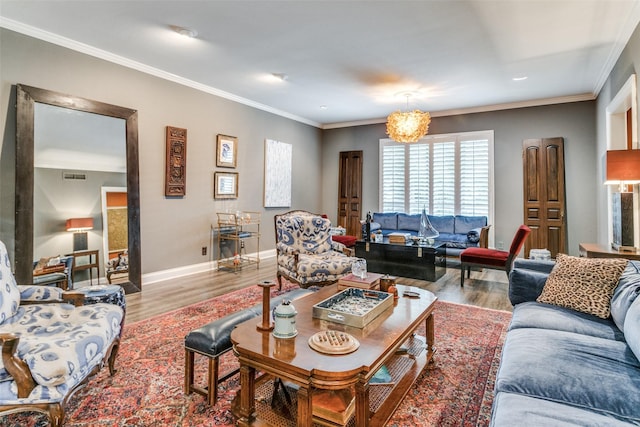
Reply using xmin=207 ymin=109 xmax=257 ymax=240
xmin=15 ymin=84 xmax=141 ymax=293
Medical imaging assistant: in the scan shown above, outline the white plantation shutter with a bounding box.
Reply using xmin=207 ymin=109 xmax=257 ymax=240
xmin=379 ymin=131 xmax=493 ymax=223
xmin=460 ymin=139 xmax=489 ymax=216
xmin=381 ymin=144 xmax=405 ymax=212
xmin=432 ymin=141 xmax=456 ymax=216
xmin=408 ymin=143 xmax=429 ymax=214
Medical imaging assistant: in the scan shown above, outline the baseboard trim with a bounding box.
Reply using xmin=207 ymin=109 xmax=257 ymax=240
xmin=142 ymin=249 xmax=276 ymax=286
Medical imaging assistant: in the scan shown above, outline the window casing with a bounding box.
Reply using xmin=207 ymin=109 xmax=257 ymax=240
xmin=379 ymin=130 xmax=494 ymax=223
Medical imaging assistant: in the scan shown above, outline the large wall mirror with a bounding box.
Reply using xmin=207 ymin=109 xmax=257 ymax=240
xmin=16 ymin=84 xmax=141 ymax=293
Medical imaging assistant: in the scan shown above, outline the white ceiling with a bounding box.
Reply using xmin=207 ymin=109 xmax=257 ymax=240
xmin=2 ymin=0 xmax=640 ymax=128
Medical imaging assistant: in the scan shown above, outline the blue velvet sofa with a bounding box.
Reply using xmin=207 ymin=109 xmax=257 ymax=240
xmin=364 ymin=212 xmax=489 ymax=256
xmin=491 ymin=258 xmax=640 ymax=426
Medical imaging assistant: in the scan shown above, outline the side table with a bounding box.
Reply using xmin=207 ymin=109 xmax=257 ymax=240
xmin=579 ymin=243 xmax=640 ymax=261
xmin=74 ymin=285 xmax=126 ymax=311
xmin=67 ymin=249 xmax=100 ymax=286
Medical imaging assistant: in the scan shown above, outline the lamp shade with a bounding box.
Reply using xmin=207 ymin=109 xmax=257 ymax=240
xmin=606 ymin=149 xmax=640 ymax=184
xmin=66 ymin=217 xmax=94 ymax=232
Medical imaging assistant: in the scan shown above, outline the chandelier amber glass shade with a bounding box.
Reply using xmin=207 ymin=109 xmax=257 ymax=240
xmin=386 ymin=110 xmax=431 ymax=143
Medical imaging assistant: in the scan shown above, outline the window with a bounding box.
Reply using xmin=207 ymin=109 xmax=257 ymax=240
xmin=379 ymin=130 xmax=494 ymax=220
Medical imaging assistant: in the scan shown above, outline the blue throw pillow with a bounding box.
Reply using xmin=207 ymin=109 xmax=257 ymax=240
xmin=397 ymin=213 xmax=421 ymax=232
xmin=509 ymin=268 xmax=549 ymax=305
xmin=611 ymin=260 xmax=640 ymax=331
xmin=624 ymin=297 xmax=640 ymax=362
xmin=428 ymin=215 xmax=454 ymax=233
xmin=373 ymin=212 xmax=398 ymax=230
xmin=454 ymin=216 xmax=487 ymax=234
xmin=467 ymin=229 xmax=480 ymax=243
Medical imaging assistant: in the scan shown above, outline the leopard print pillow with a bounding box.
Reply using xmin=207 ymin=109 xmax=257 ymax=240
xmin=537 ymin=253 xmax=628 ymax=319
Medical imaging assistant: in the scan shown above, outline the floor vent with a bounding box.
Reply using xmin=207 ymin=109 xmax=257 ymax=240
xmin=62 ymin=172 xmax=87 ymax=181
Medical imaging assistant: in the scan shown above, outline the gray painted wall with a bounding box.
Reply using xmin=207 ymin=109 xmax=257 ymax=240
xmin=322 ymin=101 xmax=597 ymax=256
xmin=33 ymin=168 xmax=126 ymax=261
xmin=0 ymin=28 xmax=322 ymax=274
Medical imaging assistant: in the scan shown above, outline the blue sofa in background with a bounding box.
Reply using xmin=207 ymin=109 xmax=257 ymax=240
xmin=364 ymin=212 xmax=490 ymax=256
xmin=491 ymin=258 xmax=640 ymax=426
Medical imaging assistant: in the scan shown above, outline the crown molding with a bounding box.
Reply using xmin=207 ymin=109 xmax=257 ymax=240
xmin=323 ymin=93 xmax=596 ymax=129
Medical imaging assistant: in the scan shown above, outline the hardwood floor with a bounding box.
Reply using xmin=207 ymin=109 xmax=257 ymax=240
xmin=124 ymin=257 xmax=512 ymax=324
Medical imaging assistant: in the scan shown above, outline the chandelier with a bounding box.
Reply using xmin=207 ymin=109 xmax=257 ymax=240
xmin=386 ymin=93 xmax=431 ymax=143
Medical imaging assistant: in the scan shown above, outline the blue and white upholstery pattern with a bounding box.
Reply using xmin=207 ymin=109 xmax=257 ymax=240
xmin=0 ymin=239 xmax=124 ymax=408
xmin=275 ymin=211 xmax=356 ymax=286
xmin=0 ymin=242 xmax=20 ymax=323
xmin=18 ymin=285 xmax=64 ymax=302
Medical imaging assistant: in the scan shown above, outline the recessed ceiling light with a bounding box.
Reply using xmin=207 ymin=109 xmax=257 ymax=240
xmin=512 ymin=76 xmax=528 ymax=81
xmin=320 ymin=105 xmax=328 ymax=110
xmin=170 ymin=25 xmax=198 ymax=38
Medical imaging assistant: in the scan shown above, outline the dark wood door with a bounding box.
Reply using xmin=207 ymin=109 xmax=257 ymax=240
xmin=523 ymin=137 xmax=566 ymax=258
xmin=338 ymin=151 xmax=363 ymax=237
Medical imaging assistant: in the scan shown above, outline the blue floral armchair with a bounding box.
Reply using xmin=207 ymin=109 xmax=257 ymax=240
xmin=0 ymin=241 xmax=124 ymax=426
xmin=274 ymin=210 xmax=357 ymax=289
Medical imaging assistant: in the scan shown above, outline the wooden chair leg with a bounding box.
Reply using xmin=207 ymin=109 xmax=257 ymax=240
xmin=185 ymin=349 xmax=195 ymax=394
xmin=460 ymin=265 xmax=465 ymax=287
xmin=208 ymin=356 xmax=219 ymax=405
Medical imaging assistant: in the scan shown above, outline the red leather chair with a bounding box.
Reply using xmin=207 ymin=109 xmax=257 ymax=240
xmin=459 ymin=225 xmax=531 ymax=286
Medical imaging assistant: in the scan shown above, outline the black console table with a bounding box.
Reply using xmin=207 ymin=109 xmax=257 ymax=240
xmin=355 ymin=240 xmax=446 ymax=282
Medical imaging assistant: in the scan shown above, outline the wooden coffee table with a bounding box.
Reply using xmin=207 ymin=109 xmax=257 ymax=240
xmin=231 ymin=284 xmax=437 ymax=426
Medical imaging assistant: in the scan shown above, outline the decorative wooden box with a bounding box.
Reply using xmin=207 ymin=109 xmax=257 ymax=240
xmin=312 ymin=288 xmax=393 ymax=328
xmin=337 ymin=272 xmax=383 ymax=290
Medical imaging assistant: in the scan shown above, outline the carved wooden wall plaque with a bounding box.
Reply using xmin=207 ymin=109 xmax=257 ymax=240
xmin=165 ymin=126 xmax=187 ymax=197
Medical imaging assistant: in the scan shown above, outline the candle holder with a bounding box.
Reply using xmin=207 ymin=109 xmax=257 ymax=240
xmin=257 ymin=280 xmax=276 ymax=331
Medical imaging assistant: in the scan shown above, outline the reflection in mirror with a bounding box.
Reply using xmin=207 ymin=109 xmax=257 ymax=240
xmin=16 ymin=84 xmax=141 ymax=293
xmin=34 ymin=104 xmax=127 ymax=288
xmin=101 ymin=186 xmax=129 ymax=284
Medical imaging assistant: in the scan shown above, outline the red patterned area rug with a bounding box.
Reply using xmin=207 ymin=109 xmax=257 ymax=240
xmin=3 ymin=283 xmax=511 ymax=427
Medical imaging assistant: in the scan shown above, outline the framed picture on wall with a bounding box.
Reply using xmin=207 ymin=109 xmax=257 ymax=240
xmin=214 ymin=172 xmax=238 ymax=199
xmin=216 ymin=134 xmax=237 ymax=168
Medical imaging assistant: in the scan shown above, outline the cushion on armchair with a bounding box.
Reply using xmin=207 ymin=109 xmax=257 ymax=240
xmin=0 ymin=303 xmax=123 ymax=388
xmin=18 ymin=285 xmax=64 ymax=302
xmin=276 ymin=215 xmax=332 ymax=255
xmin=0 ymin=242 xmax=20 ymax=322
